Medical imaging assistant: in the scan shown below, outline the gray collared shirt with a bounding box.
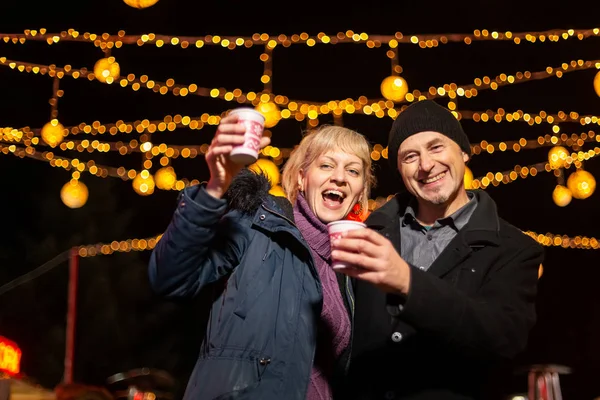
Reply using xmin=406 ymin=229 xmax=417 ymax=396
xmin=400 ymin=192 xmax=478 ymax=271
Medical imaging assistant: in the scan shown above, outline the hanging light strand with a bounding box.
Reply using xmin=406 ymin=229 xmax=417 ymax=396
xmin=2 ymin=27 xmax=599 ymax=49
xmin=3 ymin=138 xmax=598 ymax=198
xmin=2 ymin=56 xmax=600 ymax=120
xmin=459 ymin=107 xmax=600 ymax=127
xmin=76 ymin=234 xmax=163 ymax=257
xmin=3 ymin=124 xmax=599 ymax=166
xmin=524 ymin=231 xmax=599 ymax=249
xmin=74 ymin=227 xmax=600 ymax=259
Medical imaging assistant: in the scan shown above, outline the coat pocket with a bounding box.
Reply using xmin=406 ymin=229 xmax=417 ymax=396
xmin=187 ymin=351 xmax=270 ymax=400
xmin=233 ymin=248 xmax=281 ymax=319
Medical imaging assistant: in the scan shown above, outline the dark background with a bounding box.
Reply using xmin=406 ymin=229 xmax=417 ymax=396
xmin=1 ymin=1 xmax=599 ymax=399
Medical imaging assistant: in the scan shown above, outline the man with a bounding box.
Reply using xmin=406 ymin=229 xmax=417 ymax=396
xmin=331 ymin=100 xmax=544 ymax=400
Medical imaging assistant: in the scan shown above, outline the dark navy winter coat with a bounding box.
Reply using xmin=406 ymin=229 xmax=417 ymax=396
xmin=148 ymin=171 xmax=354 ymax=400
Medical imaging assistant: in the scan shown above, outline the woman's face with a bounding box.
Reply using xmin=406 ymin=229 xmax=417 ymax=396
xmin=298 ymin=148 xmax=365 ymax=224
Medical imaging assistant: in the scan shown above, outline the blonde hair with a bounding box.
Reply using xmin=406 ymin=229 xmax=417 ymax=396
xmin=281 ymin=125 xmax=375 ymax=213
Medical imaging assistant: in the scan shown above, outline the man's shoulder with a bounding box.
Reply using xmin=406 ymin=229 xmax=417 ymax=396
xmin=365 ymin=192 xmax=411 ymax=226
xmin=470 ymin=190 xmax=542 ymax=250
xmin=496 ymin=216 xmax=544 ymax=253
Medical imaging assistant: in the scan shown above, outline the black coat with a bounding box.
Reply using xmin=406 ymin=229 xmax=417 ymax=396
xmin=341 ymin=190 xmax=544 ymax=400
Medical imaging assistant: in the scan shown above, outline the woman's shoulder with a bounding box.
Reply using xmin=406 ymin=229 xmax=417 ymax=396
xmin=224 ymin=169 xmax=272 ymax=215
xmin=225 ymin=169 xmax=295 ymax=222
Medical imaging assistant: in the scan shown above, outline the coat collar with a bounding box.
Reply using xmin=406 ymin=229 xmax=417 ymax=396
xmin=366 ymin=190 xmax=501 ymax=278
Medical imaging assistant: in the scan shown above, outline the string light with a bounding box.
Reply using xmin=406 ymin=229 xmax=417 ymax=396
xmin=3 ymin=56 xmax=599 ymax=122
xmin=465 ymin=146 xmax=600 ymax=191
xmin=4 ymin=111 xmax=599 ymax=196
xmin=524 ymin=231 xmax=599 ymax=249
xmin=4 ymin=137 xmax=597 ymax=206
xmin=5 ymin=120 xmax=598 ymax=168
xmin=2 ymin=27 xmax=599 ymax=49
xmin=3 ymin=139 xmax=599 ymax=249
xmin=49 ymin=77 xmax=61 ymax=120
xmin=74 ymin=227 xmax=600 ymax=259
xmin=0 ymin=142 xmax=198 ymax=190
xmin=473 ymin=132 xmax=599 ymax=156
xmin=460 ymin=107 xmax=600 ymax=127
xmin=76 ymin=234 xmax=163 ymax=257
xmin=261 ymin=44 xmax=273 ymax=93
xmin=3 ymin=125 xmax=599 ymax=190
xmin=2 ymin=26 xmax=598 ymax=247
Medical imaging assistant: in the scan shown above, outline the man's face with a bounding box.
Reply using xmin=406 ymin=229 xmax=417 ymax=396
xmin=397 ymin=131 xmax=469 ymax=207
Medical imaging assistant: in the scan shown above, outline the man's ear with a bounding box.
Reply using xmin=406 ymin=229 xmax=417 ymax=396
xmin=462 ymin=152 xmax=470 ymax=163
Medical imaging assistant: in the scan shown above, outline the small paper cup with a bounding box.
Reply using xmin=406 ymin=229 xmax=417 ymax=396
xmin=228 ymin=108 xmax=265 ymax=165
xmin=327 ymin=220 xmax=366 ymax=269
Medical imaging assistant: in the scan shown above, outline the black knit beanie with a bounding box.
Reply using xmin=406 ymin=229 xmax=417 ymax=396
xmin=388 ymin=100 xmax=471 ymax=175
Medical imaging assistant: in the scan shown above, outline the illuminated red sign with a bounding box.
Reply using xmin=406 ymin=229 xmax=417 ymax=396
xmin=0 ymin=336 xmax=21 ymax=375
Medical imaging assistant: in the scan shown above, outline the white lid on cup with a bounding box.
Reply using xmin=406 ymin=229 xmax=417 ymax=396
xmin=327 ymin=220 xmax=366 ymax=228
xmin=327 ymin=220 xmax=367 ymax=235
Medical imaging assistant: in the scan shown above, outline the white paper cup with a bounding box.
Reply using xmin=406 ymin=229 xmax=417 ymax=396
xmin=228 ymin=108 xmax=265 ymax=165
xmin=327 ymin=220 xmax=366 ymax=269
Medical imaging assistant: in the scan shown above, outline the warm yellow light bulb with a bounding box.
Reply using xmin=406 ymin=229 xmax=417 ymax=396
xmin=93 ymin=57 xmax=120 ymax=84
xmin=269 ymin=185 xmax=286 ymax=197
xmin=248 ymin=158 xmax=281 ymax=186
xmin=41 ymin=119 xmax=66 ymax=147
xmin=552 ymin=185 xmax=572 ymax=207
xmin=122 ymin=0 xmax=160 ymax=8
xmin=547 ymin=145 xmax=569 ymax=169
xmin=155 ymin=166 xmax=177 ymax=190
xmin=61 ymin=179 xmax=89 ymax=209
xmin=567 ymin=170 xmax=596 ymax=199
xmin=463 ymin=166 xmax=474 ymax=189
xmin=593 ymin=70 xmax=600 ymax=97
xmin=255 ymin=101 xmax=281 ymax=128
xmin=132 ymin=171 xmax=155 ymax=195
xmin=380 ymin=75 xmax=409 ymax=102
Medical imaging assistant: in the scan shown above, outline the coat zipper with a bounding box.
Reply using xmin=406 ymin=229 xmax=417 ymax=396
xmin=260 ymin=203 xmax=321 ymax=394
xmin=343 ymin=274 xmax=355 ymax=374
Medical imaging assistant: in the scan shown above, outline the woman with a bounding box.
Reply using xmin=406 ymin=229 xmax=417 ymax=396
xmin=148 ymin=111 xmax=375 ymax=400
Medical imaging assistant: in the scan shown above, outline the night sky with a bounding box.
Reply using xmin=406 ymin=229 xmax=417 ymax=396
xmin=1 ymin=1 xmax=600 ymax=399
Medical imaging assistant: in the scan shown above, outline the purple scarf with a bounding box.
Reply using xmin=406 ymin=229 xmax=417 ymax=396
xmin=293 ymin=194 xmax=351 ymax=400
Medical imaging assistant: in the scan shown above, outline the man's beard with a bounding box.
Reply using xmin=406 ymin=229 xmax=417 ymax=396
xmin=428 ymin=193 xmax=450 ymax=205
xmin=424 ymin=186 xmax=450 ymax=205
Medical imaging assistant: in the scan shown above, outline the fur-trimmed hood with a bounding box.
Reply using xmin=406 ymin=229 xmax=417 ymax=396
xmin=224 ymin=168 xmax=294 ymax=220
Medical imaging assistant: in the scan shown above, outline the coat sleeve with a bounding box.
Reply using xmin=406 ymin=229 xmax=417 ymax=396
xmin=148 ymin=184 xmax=253 ymax=298
xmin=398 ymin=239 xmax=543 ymax=361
